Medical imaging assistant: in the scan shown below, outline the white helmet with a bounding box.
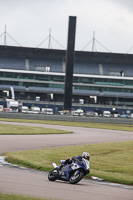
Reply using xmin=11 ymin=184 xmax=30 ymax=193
xmin=82 ymin=152 xmax=90 ymax=160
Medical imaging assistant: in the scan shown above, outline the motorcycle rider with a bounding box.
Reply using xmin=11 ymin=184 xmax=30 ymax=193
xmin=61 ymin=152 xmax=90 ymax=166
xmin=48 ymin=152 xmax=90 ymax=183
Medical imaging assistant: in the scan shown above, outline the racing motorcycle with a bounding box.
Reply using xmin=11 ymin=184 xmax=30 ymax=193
xmin=48 ymin=158 xmax=90 ymax=184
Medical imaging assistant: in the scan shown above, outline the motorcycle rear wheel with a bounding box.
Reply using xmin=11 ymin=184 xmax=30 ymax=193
xmin=48 ymin=169 xmax=58 ymax=181
xmin=69 ymin=170 xmax=84 ymax=184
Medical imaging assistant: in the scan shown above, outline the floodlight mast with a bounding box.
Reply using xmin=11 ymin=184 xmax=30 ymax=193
xmin=4 ymin=25 xmax=7 ymax=46
xmin=0 ymin=24 xmax=21 ymax=47
xmin=48 ymin=28 xmax=51 ymax=49
xmin=92 ymin=31 xmax=95 ymax=52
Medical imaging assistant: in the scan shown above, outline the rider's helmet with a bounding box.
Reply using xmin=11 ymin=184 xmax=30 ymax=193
xmin=82 ymin=152 xmax=90 ymax=161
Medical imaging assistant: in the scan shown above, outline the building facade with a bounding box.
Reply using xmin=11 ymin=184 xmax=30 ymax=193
xmin=0 ymin=45 xmax=133 ymax=111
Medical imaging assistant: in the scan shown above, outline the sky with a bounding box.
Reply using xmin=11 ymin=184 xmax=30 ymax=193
xmin=0 ymin=0 xmax=133 ymax=54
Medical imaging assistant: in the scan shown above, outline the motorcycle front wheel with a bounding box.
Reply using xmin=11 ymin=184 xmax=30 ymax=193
xmin=69 ymin=170 xmax=84 ymax=184
xmin=48 ymin=169 xmax=58 ymax=181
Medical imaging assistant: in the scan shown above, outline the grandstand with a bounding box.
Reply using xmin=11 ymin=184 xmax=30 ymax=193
xmin=0 ymin=45 xmax=133 ymax=113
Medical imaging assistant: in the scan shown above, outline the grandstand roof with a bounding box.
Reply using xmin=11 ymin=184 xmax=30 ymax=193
xmin=0 ymin=45 xmax=133 ymax=64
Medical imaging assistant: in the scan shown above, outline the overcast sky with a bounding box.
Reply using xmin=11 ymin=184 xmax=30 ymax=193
xmin=0 ymin=0 xmax=133 ymax=54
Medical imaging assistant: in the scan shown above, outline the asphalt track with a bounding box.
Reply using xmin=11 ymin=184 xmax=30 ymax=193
xmin=0 ymin=121 xmax=133 ymax=200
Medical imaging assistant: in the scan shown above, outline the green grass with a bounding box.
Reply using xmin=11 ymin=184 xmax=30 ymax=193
xmin=0 ymin=118 xmax=133 ymax=131
xmin=0 ymin=124 xmax=71 ymax=135
xmin=1 ymin=118 xmax=133 ymax=185
xmin=4 ymin=141 xmax=133 ymax=185
xmin=0 ymin=193 xmax=55 ymax=200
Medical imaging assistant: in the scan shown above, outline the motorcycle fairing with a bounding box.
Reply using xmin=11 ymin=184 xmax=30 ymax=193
xmin=59 ymin=164 xmax=73 ymax=180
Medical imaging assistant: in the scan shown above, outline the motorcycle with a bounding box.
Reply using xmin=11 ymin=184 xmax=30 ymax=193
xmin=48 ymin=158 xmax=90 ymax=184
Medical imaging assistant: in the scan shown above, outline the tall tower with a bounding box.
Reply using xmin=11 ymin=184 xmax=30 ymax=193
xmin=64 ymin=16 xmax=76 ymax=111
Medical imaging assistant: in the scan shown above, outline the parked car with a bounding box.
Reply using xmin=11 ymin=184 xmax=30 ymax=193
xmin=120 ymin=114 xmax=130 ymax=118
xmin=103 ymin=111 xmax=111 ymax=117
xmin=86 ymin=111 xmax=95 ymax=116
xmin=28 ymin=106 xmax=40 ymax=114
xmin=0 ymin=105 xmax=3 ymax=112
xmin=21 ymin=106 xmax=29 ymax=113
xmin=71 ymin=109 xmax=84 ymax=116
xmin=130 ymin=113 xmax=133 ymax=118
xmin=58 ymin=110 xmax=69 ymax=115
xmin=42 ymin=108 xmax=53 ymax=115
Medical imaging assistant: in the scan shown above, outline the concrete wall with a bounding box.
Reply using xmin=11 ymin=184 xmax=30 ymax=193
xmin=0 ymin=112 xmax=132 ymax=125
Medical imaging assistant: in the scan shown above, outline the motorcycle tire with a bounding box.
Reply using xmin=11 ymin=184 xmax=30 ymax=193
xmin=48 ymin=169 xmax=58 ymax=181
xmin=69 ymin=170 xmax=84 ymax=184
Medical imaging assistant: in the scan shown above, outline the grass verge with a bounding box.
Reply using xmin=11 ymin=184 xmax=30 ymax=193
xmin=0 ymin=193 xmax=55 ymax=200
xmin=0 ymin=124 xmax=71 ymax=135
xmin=0 ymin=118 xmax=133 ymax=131
xmin=4 ymin=141 xmax=133 ymax=185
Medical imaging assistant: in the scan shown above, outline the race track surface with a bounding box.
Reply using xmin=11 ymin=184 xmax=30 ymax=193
xmin=0 ymin=121 xmax=133 ymax=154
xmin=0 ymin=121 xmax=133 ymax=200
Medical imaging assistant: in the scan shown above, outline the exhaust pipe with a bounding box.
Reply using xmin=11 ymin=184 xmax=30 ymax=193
xmin=52 ymin=163 xmax=58 ymax=168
